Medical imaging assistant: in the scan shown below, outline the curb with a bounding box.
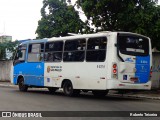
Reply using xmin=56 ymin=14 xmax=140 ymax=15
xmin=108 ymin=93 xmax=160 ymax=100
xmin=0 ymin=83 xmax=17 ymax=87
xmin=124 ymin=95 xmax=160 ymax=100
xmin=0 ymin=80 xmax=10 ymax=82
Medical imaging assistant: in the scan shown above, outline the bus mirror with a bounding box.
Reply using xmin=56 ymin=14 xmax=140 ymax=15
xmin=115 ymin=43 xmax=117 ymax=47
xmin=18 ymin=51 xmax=23 ymax=58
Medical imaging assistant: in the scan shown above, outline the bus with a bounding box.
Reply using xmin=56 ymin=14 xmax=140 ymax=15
xmin=12 ymin=31 xmax=152 ymax=97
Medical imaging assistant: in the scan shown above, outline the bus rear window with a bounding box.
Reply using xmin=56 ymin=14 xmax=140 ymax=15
xmin=118 ymin=35 xmax=149 ymax=56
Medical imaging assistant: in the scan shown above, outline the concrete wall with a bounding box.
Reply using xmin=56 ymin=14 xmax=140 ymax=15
xmin=151 ymin=52 xmax=160 ymax=89
xmin=0 ymin=60 xmax=12 ymax=81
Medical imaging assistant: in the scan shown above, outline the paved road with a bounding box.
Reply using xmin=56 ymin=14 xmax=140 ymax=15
xmin=0 ymin=86 xmax=160 ymax=120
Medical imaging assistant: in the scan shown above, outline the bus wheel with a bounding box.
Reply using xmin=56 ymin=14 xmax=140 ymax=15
xmin=92 ymin=90 xmax=108 ymax=97
xmin=63 ymin=81 xmax=80 ymax=96
xmin=18 ymin=78 xmax=28 ymax=92
xmin=48 ymin=87 xmax=58 ymax=94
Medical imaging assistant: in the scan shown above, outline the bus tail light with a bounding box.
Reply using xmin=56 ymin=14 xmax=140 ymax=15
xmin=113 ymin=69 xmax=117 ymax=74
xmin=112 ymin=63 xmax=118 ymax=79
xmin=113 ymin=64 xmax=117 ymax=69
xmin=150 ymin=66 xmax=152 ymax=78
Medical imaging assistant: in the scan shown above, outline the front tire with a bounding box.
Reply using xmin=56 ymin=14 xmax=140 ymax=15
xmin=18 ymin=77 xmax=28 ymax=92
xmin=63 ymin=81 xmax=80 ymax=96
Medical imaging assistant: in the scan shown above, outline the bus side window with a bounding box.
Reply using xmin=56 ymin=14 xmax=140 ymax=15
xmin=44 ymin=41 xmax=63 ymax=62
xmin=28 ymin=43 xmax=44 ymax=62
xmin=86 ymin=37 xmax=107 ymax=62
xmin=63 ymin=39 xmax=86 ymax=62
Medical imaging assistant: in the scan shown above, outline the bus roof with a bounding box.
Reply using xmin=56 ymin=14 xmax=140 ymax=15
xmin=48 ymin=31 xmax=149 ymax=41
xmin=48 ymin=32 xmax=111 ymax=41
xmin=20 ymin=39 xmax=47 ymax=45
xmin=20 ymin=31 xmax=149 ymax=44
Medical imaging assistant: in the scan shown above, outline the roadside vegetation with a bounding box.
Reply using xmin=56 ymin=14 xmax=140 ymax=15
xmin=36 ymin=0 xmax=160 ymax=50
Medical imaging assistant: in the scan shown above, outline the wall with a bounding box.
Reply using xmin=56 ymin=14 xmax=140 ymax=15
xmin=0 ymin=60 xmax=12 ymax=81
xmin=151 ymin=52 xmax=160 ymax=89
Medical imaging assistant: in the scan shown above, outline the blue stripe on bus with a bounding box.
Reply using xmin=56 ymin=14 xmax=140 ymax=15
xmin=135 ymin=56 xmax=150 ymax=83
xmin=14 ymin=62 xmax=44 ymax=86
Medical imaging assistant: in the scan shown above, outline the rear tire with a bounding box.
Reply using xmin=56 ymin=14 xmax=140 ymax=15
xmin=18 ymin=77 xmax=28 ymax=92
xmin=63 ymin=81 xmax=80 ymax=96
xmin=92 ymin=90 xmax=108 ymax=97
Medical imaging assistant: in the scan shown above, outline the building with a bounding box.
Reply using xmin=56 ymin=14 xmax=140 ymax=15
xmin=0 ymin=35 xmax=12 ymax=43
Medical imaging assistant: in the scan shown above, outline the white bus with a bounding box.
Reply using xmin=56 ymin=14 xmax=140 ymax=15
xmin=12 ymin=31 xmax=152 ymax=97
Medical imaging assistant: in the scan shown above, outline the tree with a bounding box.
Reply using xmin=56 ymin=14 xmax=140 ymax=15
xmin=148 ymin=6 xmax=160 ymax=50
xmin=36 ymin=0 xmax=88 ymax=38
xmin=77 ymin=0 xmax=160 ymax=49
xmin=0 ymin=41 xmax=18 ymax=60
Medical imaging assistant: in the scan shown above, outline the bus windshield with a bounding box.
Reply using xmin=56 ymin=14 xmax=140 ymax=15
xmin=118 ymin=34 xmax=149 ymax=56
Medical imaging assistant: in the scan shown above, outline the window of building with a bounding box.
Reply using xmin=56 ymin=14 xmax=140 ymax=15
xmin=86 ymin=37 xmax=107 ymax=62
xmin=28 ymin=43 xmax=44 ymax=62
xmin=44 ymin=41 xmax=63 ymax=62
xmin=63 ymin=39 xmax=86 ymax=62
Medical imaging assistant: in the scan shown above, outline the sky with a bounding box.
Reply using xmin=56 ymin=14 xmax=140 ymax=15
xmin=0 ymin=0 xmax=43 ymax=40
xmin=0 ymin=0 xmax=159 ymax=41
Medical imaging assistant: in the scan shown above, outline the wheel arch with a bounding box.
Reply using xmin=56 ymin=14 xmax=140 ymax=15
xmin=17 ymin=75 xmax=25 ymax=85
xmin=61 ymin=79 xmax=72 ymax=88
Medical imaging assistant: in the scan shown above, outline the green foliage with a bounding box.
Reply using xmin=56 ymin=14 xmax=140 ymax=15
xmin=0 ymin=41 xmax=18 ymax=60
xmin=148 ymin=6 xmax=160 ymax=50
xmin=77 ymin=0 xmax=160 ymax=50
xmin=36 ymin=0 xmax=88 ymax=38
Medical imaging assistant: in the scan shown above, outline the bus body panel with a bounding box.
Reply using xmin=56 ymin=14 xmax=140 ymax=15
xmin=118 ymin=55 xmax=150 ymax=84
xmin=14 ymin=63 xmax=26 ymax=84
xmin=14 ymin=62 xmax=44 ymax=86
xmin=44 ymin=62 xmax=107 ymax=90
xmin=135 ymin=56 xmax=150 ymax=83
